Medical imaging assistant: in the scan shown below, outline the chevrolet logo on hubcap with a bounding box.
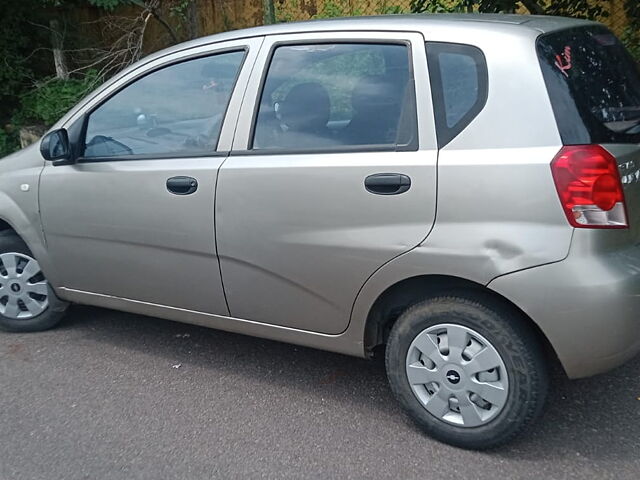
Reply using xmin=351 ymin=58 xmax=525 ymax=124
xmin=446 ymin=371 xmax=461 ymax=384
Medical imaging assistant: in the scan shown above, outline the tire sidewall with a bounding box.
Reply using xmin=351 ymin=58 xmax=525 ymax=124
xmin=0 ymin=232 xmax=67 ymax=332
xmin=386 ymin=295 xmax=548 ymax=449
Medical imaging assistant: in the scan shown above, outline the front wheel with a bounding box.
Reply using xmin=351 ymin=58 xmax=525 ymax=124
xmin=385 ymin=295 xmax=548 ymax=450
xmin=0 ymin=232 xmax=68 ymax=332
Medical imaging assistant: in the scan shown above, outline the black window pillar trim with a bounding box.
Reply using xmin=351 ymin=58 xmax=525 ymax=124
xmin=425 ymin=41 xmax=489 ymax=149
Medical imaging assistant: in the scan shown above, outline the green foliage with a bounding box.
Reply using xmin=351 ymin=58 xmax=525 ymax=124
xmin=622 ymin=27 xmax=640 ymax=61
xmin=275 ymin=0 xmax=297 ymax=22
xmin=89 ymin=0 xmax=129 ymax=10
xmin=14 ymin=71 xmax=99 ymax=127
xmin=169 ymin=0 xmax=192 ymax=21
xmin=0 ymin=129 xmax=19 ymax=158
xmin=625 ymin=0 xmax=640 ymax=52
xmin=410 ymin=0 xmax=467 ymax=13
xmin=0 ymin=0 xmax=46 ymax=121
xmin=410 ymin=0 xmax=608 ymax=16
xmin=167 ymin=0 xmax=194 ymax=40
xmin=543 ymin=0 xmax=607 ymax=19
xmin=314 ymin=1 xmax=347 ymax=18
xmin=88 ymin=0 xmax=133 ymax=8
xmin=378 ymin=5 xmax=406 ymax=14
xmin=625 ymin=0 xmax=640 ymax=26
xmin=623 ymin=0 xmax=640 ymax=61
xmin=42 ymin=0 xmax=135 ymax=8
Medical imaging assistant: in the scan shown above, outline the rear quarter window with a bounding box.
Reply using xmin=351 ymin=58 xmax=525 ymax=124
xmin=426 ymin=42 xmax=488 ymax=148
xmin=537 ymin=26 xmax=640 ymax=145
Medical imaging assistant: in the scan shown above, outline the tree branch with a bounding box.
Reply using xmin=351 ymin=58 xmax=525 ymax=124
xmin=146 ymin=1 xmax=179 ymax=44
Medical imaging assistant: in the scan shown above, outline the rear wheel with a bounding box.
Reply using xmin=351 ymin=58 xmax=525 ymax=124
xmin=385 ymin=294 xmax=548 ymax=449
xmin=0 ymin=232 xmax=67 ymax=332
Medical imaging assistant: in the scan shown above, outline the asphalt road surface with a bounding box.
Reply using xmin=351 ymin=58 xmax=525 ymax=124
xmin=1 ymin=306 xmax=639 ymax=480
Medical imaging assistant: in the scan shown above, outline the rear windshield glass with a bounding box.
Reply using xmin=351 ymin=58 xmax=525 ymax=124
xmin=537 ymin=26 xmax=640 ymax=145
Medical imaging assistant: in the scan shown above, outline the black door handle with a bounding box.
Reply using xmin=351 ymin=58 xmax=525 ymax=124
xmin=167 ymin=176 xmax=198 ymax=195
xmin=364 ymin=173 xmax=411 ymax=195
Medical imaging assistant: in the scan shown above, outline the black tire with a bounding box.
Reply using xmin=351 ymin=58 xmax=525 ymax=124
xmin=385 ymin=294 xmax=548 ymax=450
xmin=0 ymin=231 xmax=68 ymax=332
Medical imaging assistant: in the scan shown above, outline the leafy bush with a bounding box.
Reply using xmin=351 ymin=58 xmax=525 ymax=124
xmin=377 ymin=5 xmax=405 ymax=14
xmin=314 ymin=1 xmax=347 ymax=18
xmin=410 ymin=0 xmax=464 ymax=13
xmin=622 ymin=28 xmax=640 ymax=62
xmin=622 ymin=0 xmax=640 ymax=62
xmin=411 ymin=0 xmax=607 ymax=17
xmin=0 ymin=71 xmax=100 ymax=156
xmin=0 ymin=0 xmax=49 ymax=125
xmin=14 ymin=71 xmax=99 ymax=127
xmin=0 ymin=128 xmax=19 ymax=157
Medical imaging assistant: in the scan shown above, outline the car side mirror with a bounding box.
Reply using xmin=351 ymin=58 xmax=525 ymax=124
xmin=40 ymin=129 xmax=72 ymax=164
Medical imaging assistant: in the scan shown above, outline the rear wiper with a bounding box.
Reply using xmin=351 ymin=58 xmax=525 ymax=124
xmin=621 ymin=120 xmax=640 ymax=134
xmin=602 ymin=117 xmax=640 ymax=134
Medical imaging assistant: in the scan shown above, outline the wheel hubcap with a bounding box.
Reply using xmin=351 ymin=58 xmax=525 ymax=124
xmin=0 ymin=252 xmax=49 ymax=320
xmin=405 ymin=323 xmax=509 ymax=428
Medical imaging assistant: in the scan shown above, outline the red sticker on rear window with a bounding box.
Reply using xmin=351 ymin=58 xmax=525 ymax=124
xmin=555 ymin=46 xmax=572 ymax=77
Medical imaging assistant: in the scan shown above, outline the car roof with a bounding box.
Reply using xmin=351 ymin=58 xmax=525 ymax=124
xmin=169 ymin=13 xmax=596 ymax=53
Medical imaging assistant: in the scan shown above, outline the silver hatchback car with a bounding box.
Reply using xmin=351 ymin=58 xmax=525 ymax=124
xmin=1 ymin=14 xmax=639 ymax=449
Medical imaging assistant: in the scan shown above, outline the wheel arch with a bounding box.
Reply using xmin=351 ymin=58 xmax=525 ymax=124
xmin=0 ymin=214 xmax=40 ymax=259
xmin=0 ymin=209 xmax=61 ymax=289
xmin=0 ymin=217 xmax=17 ymax=234
xmin=362 ymin=274 xmax=562 ymax=373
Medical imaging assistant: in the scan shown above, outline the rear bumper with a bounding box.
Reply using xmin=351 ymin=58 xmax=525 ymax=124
xmin=488 ymin=230 xmax=640 ymax=379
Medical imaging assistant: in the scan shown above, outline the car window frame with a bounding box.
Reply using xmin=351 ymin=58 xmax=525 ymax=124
xmin=245 ymin=38 xmax=419 ymax=155
xmin=74 ymin=46 xmax=250 ymax=163
xmin=426 ymin=41 xmax=489 ymax=149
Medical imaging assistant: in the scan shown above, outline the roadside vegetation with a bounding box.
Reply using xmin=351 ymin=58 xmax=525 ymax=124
xmin=0 ymin=0 xmax=638 ymax=156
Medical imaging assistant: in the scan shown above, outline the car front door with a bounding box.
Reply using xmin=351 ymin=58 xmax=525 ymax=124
xmin=216 ymin=31 xmax=438 ymax=334
xmin=39 ymin=37 xmax=262 ymax=314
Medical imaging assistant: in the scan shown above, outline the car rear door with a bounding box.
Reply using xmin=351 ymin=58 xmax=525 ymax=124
xmin=39 ymin=37 xmax=262 ymax=314
xmin=215 ymin=31 xmax=438 ymax=334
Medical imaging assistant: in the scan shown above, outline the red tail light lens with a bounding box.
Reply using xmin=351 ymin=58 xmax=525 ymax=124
xmin=550 ymin=145 xmax=628 ymax=229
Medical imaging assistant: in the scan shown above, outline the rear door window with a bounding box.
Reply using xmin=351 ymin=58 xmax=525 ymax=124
xmin=537 ymin=26 xmax=640 ymax=145
xmin=252 ymin=43 xmax=417 ymax=151
xmin=426 ymin=42 xmax=488 ymax=148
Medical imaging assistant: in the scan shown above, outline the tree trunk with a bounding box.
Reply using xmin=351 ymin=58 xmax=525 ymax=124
xmin=151 ymin=11 xmax=179 ymax=43
xmin=263 ymin=0 xmax=276 ymax=24
xmin=187 ymin=0 xmax=199 ymax=39
xmin=50 ymin=18 xmax=69 ymax=80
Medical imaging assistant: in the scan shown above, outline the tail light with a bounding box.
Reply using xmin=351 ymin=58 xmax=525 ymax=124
xmin=550 ymin=145 xmax=628 ymax=229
